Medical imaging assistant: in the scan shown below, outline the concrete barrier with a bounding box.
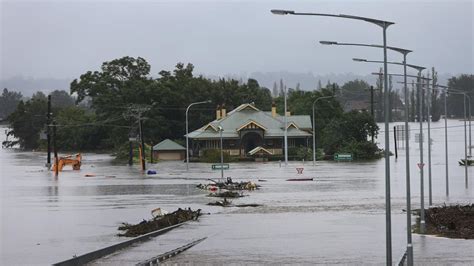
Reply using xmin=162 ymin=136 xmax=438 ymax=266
xmin=53 ymin=222 xmax=186 ymax=266
xmin=136 ymin=237 xmax=207 ymax=266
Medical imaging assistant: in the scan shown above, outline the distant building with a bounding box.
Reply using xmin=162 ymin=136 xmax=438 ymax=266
xmin=186 ymin=103 xmax=312 ymax=158
xmin=153 ymin=139 xmax=186 ymax=161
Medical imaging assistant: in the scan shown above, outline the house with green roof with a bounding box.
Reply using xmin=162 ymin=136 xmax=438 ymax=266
xmin=153 ymin=139 xmax=186 ymax=161
xmin=186 ymin=103 xmax=312 ymax=158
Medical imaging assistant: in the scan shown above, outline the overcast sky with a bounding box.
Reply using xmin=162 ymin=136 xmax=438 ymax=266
xmin=1 ymin=0 xmax=473 ymax=81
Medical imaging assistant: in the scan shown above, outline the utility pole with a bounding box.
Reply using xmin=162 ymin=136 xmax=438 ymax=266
xmin=139 ymin=115 xmax=146 ymax=171
xmin=123 ymin=104 xmax=151 ymax=172
xmin=53 ymin=121 xmax=58 ymax=178
xmin=46 ymin=95 xmax=52 ymax=169
xmin=370 ymin=86 xmax=375 ymax=143
xmin=150 ymin=143 xmax=154 ymax=164
xmin=128 ymin=139 xmax=133 ymax=166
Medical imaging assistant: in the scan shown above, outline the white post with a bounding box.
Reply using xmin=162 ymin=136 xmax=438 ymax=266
xmin=284 ymin=85 xmax=288 ymax=167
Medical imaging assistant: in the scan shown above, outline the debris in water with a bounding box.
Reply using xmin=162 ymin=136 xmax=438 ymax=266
xmin=197 ymin=177 xmax=260 ymax=191
xmin=208 ymin=191 xmax=243 ymax=198
xmin=414 ymin=204 xmax=474 ymax=239
xmin=207 ymin=199 xmax=262 ymax=208
xmin=118 ymin=208 xmax=201 ymax=237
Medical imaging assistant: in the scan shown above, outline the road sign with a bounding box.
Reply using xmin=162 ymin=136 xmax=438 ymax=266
xmin=334 ymin=153 xmax=353 ymax=161
xmin=417 ymin=163 xmax=425 ymax=169
xmin=212 ymin=164 xmax=229 ymax=170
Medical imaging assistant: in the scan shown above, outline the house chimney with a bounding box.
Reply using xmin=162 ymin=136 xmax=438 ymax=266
xmin=221 ymin=103 xmax=227 ymax=118
xmin=271 ymin=101 xmax=277 ymax=117
xmin=216 ymin=104 xmax=221 ymax=120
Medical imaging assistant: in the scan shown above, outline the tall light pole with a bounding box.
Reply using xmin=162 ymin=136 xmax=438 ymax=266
xmin=185 ymin=100 xmax=211 ymax=171
xmin=431 ymin=86 xmax=471 ymax=188
xmin=377 ymin=71 xmax=428 ymax=234
xmin=218 ymin=125 xmax=224 ymax=179
xmin=312 ymin=95 xmax=334 ymax=166
xmin=444 ymin=90 xmax=449 ymax=196
xmin=284 ymin=85 xmax=288 ymax=167
xmin=271 ymin=9 xmax=395 ymax=264
xmin=445 ymin=91 xmax=471 ymax=188
xmin=426 ymin=76 xmax=433 ymax=206
xmin=348 ymin=51 xmax=422 ymax=266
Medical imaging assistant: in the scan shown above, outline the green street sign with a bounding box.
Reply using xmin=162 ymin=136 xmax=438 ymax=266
xmin=334 ymin=153 xmax=353 ymax=161
xmin=212 ymin=164 xmax=230 ymax=170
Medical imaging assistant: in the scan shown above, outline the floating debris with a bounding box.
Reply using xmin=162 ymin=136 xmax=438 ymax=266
xmin=459 ymin=159 xmax=474 ymax=166
xmin=197 ymin=177 xmax=260 ymax=191
xmin=286 ymin=178 xmax=313 ymax=181
xmin=118 ymin=208 xmax=201 ymax=237
xmin=207 ymin=199 xmax=261 ymax=208
xmin=414 ymin=204 xmax=474 ymax=239
xmin=207 ymin=198 xmax=232 ymax=207
xmin=208 ymin=191 xmax=243 ymax=198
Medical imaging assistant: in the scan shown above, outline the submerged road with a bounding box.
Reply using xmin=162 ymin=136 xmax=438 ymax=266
xmin=1 ymin=120 xmax=473 ymax=265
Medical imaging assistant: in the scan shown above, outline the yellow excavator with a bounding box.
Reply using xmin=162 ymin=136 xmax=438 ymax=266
xmin=52 ymin=153 xmax=82 ymax=172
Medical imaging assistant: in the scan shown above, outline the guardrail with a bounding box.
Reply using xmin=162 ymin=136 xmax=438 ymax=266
xmin=397 ymin=249 xmax=408 ymax=266
xmin=136 ymin=237 xmax=207 ymax=266
xmin=53 ymin=222 xmax=187 ymax=266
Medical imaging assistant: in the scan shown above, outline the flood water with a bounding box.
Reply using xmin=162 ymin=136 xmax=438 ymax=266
xmin=1 ymin=120 xmax=473 ymax=265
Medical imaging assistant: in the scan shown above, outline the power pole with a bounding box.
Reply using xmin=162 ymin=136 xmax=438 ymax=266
xmin=123 ymin=104 xmax=151 ymax=172
xmin=370 ymin=86 xmax=375 ymax=143
xmin=138 ymin=114 xmax=146 ymax=171
xmin=53 ymin=121 xmax=58 ymax=178
xmin=46 ymin=95 xmax=52 ymax=169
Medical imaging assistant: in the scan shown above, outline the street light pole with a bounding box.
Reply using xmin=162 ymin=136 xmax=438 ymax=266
xmin=402 ymin=53 xmax=413 ymax=265
xmin=443 ymin=89 xmax=470 ymax=188
xmin=444 ymin=90 xmax=449 ymax=196
xmin=463 ymin=94 xmax=471 ymax=188
xmin=186 ymin=100 xmax=211 ymax=171
xmin=218 ymin=125 xmax=224 ymax=179
xmin=272 ymin=9 xmax=395 ymax=263
xmin=312 ymin=95 xmax=334 ymax=166
xmin=418 ymin=72 xmax=426 ymax=234
xmin=347 ymin=50 xmax=422 ymax=266
xmin=284 ymin=85 xmax=288 ymax=167
xmin=426 ymin=77 xmax=433 ymax=206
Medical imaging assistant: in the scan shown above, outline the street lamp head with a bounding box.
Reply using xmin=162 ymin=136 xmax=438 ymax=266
xmin=218 ymin=125 xmax=223 ymax=131
xmin=206 ymin=100 xmax=212 ymax=103
xmin=270 ymin=9 xmax=295 ymax=15
xmin=319 ymin=41 xmax=338 ymax=45
xmin=352 ymin=58 xmax=367 ymax=62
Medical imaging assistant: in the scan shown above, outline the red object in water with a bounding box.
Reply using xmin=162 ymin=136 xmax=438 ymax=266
xmin=286 ymin=178 xmax=313 ymax=181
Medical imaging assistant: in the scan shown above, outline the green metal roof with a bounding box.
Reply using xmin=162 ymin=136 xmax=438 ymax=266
xmin=153 ymin=139 xmax=186 ymax=151
xmin=186 ymin=103 xmax=312 ymax=139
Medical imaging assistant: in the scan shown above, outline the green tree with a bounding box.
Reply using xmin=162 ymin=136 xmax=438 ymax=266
xmin=70 ymin=56 xmax=154 ymax=148
xmin=55 ymin=106 xmax=106 ymax=150
xmin=447 ymin=74 xmax=473 ymax=118
xmin=321 ymin=110 xmax=379 ymax=158
xmin=51 ymin=90 xmax=75 ymax=109
xmin=0 ymin=88 xmax=23 ymax=119
xmin=4 ymin=98 xmax=47 ymax=149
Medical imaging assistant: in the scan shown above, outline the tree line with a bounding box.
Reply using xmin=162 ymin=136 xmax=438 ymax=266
xmin=2 ymin=56 xmax=472 ymax=160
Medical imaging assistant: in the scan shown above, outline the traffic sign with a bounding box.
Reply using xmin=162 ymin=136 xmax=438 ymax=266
xmin=334 ymin=153 xmax=353 ymax=161
xmin=212 ymin=164 xmax=229 ymax=170
xmin=417 ymin=163 xmax=425 ymax=169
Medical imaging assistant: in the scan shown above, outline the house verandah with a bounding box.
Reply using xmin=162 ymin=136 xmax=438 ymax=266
xmin=186 ymin=103 xmax=312 ymax=158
